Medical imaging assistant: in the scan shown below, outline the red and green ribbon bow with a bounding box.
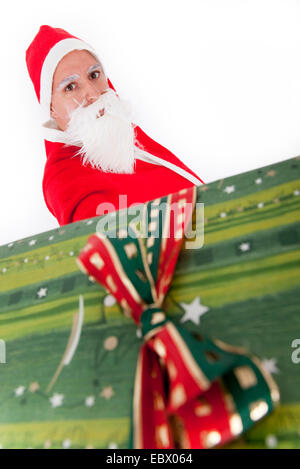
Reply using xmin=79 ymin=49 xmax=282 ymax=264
xmin=76 ymin=186 xmax=280 ymax=449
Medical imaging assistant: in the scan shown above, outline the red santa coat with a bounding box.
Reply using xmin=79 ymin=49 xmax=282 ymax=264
xmin=42 ymin=111 xmax=205 ymax=226
xmin=25 ymin=25 xmax=204 ymax=226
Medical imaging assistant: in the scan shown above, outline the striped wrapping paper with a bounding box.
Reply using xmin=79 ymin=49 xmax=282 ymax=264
xmin=0 ymin=155 xmax=299 ymax=449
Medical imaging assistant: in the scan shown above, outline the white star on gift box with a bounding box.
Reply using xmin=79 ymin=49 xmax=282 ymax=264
xmin=239 ymin=242 xmax=251 ymax=252
xmin=108 ymin=442 xmax=118 ymax=449
xmin=37 ymin=287 xmax=48 ymax=298
xmin=62 ymin=439 xmax=72 ymax=449
xmin=85 ymin=396 xmax=95 ymax=407
xmin=179 ymin=297 xmax=209 ymax=325
xmin=49 ymin=392 xmax=64 ymax=408
xmin=265 ymin=434 xmax=278 ymax=448
xmin=261 ymin=358 xmax=280 ymax=374
xmin=15 ymin=385 xmax=26 ymax=397
xmin=224 ymin=185 xmax=235 ymax=194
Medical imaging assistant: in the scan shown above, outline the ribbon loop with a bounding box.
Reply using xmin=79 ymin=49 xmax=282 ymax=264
xmin=77 ymin=186 xmax=280 ymax=449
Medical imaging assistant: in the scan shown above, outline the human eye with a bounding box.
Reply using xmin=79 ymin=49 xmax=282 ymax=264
xmin=64 ymin=82 xmax=76 ymax=92
xmin=90 ymin=70 xmax=101 ymax=80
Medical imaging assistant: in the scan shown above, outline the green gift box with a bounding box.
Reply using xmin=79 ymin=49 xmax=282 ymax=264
xmin=0 ymin=156 xmax=299 ymax=449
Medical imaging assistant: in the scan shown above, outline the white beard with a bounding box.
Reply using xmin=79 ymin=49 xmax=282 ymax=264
xmin=63 ymin=88 xmax=137 ymax=173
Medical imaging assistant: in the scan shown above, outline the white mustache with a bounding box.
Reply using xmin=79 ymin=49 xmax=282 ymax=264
xmin=63 ymin=89 xmax=136 ymax=174
xmin=68 ymin=89 xmax=133 ymax=124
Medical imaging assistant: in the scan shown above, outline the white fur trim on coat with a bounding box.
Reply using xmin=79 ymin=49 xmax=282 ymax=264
xmin=42 ymin=119 xmax=201 ymax=186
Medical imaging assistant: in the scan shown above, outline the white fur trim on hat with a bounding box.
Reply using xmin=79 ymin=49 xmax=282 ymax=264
xmin=40 ymin=38 xmax=101 ymax=121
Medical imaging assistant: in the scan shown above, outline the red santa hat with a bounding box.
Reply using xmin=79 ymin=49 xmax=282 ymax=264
xmin=26 ymin=25 xmax=106 ymax=122
xmin=26 ymin=24 xmax=205 ymax=208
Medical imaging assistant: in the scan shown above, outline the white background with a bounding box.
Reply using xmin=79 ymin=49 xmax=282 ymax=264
xmin=1 ymin=0 xmax=300 ymax=246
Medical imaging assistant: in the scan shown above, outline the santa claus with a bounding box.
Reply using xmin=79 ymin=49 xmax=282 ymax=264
xmin=26 ymin=25 xmax=205 ymax=226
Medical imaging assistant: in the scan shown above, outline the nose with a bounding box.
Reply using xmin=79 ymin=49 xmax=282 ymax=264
xmin=83 ymin=91 xmax=98 ymax=107
xmin=83 ymin=85 xmax=108 ymax=107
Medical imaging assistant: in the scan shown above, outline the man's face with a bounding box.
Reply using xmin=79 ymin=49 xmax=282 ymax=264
xmin=53 ymin=49 xmax=136 ymax=174
xmin=51 ymin=49 xmax=108 ymax=131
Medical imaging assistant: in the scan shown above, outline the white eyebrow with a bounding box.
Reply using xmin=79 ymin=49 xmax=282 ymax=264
xmin=56 ymin=63 xmax=103 ymax=91
xmin=88 ymin=63 xmax=102 ymax=73
xmin=56 ymin=74 xmax=80 ymax=91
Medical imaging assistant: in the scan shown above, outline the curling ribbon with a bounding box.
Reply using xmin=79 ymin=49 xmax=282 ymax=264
xmin=76 ymin=186 xmax=280 ymax=449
